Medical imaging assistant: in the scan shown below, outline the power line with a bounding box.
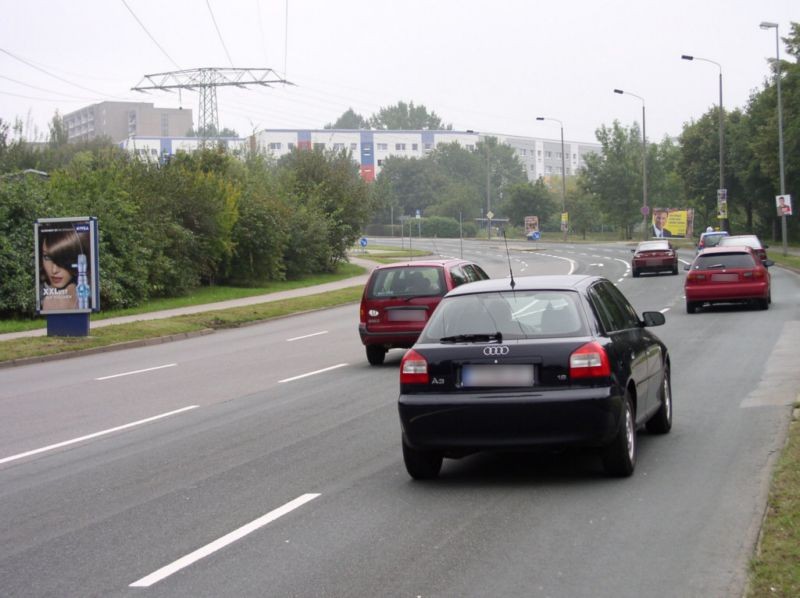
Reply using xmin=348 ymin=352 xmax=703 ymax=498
xmin=120 ymin=0 xmax=182 ymax=70
xmin=0 ymin=48 xmax=131 ymax=101
xmin=206 ymin=0 xmax=235 ymax=68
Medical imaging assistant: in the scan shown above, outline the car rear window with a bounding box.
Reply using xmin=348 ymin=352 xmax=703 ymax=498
xmin=692 ymin=252 xmax=756 ymax=270
xmin=637 ymin=241 xmax=670 ymax=251
xmin=419 ymin=290 xmax=587 ymax=341
xmin=367 ymin=266 xmax=445 ymax=298
xmin=701 ymin=233 xmax=728 ymax=247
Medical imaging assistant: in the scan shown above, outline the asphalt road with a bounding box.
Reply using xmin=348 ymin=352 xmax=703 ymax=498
xmin=1 ymin=239 xmax=798 ymax=597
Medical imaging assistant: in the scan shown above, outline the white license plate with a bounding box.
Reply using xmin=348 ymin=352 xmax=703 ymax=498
xmin=387 ymin=309 xmax=426 ymax=322
xmin=461 ymin=364 xmax=534 ymax=387
xmin=711 ymin=273 xmax=738 ymax=282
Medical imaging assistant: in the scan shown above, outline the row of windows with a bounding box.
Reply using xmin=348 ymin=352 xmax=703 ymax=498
xmin=264 ymin=141 xmax=478 ymax=153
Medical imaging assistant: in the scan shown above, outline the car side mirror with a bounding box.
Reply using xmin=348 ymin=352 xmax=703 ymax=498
xmin=764 ymin=259 xmax=775 ymax=268
xmin=630 ymin=249 xmax=635 ymax=253
xmin=641 ymin=311 xmax=665 ymax=327
xmin=683 ymin=265 xmax=690 ymax=271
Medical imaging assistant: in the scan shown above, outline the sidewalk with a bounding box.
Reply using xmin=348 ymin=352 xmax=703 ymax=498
xmin=0 ymin=257 xmax=376 ymax=343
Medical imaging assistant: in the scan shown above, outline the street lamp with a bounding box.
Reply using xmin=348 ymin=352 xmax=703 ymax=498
xmin=536 ymin=116 xmax=568 ymax=240
xmin=681 ymin=54 xmax=727 ymax=232
xmin=614 ymin=89 xmax=648 ymax=240
xmin=760 ymin=21 xmax=788 ymax=256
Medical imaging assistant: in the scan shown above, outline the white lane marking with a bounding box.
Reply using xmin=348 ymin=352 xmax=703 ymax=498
xmin=130 ymin=493 xmax=320 ymax=588
xmin=660 ymin=308 xmax=670 ymax=313
xmin=0 ymin=406 xmax=199 ymax=466
xmin=279 ymin=363 xmax=348 ymax=383
xmin=287 ymin=331 xmax=329 ymax=342
xmin=96 ymin=363 xmax=177 ymax=381
xmin=540 ymin=253 xmax=577 ymax=274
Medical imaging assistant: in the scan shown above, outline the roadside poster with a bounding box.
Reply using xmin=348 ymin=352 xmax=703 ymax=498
xmin=34 ymin=217 xmax=100 ymax=314
xmin=776 ymin=195 xmax=793 ymax=216
xmin=650 ymin=208 xmax=694 ymax=239
xmin=524 ymin=215 xmax=540 ymax=240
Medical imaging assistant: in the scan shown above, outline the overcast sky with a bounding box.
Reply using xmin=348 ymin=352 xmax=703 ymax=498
xmin=0 ymin=0 xmax=796 ymax=144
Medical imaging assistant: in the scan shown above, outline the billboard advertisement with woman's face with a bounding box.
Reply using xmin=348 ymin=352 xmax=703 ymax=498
xmin=35 ymin=217 xmax=100 ymax=314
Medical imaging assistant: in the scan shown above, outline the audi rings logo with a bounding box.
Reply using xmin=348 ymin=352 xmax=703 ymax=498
xmin=483 ymin=346 xmax=510 ymax=356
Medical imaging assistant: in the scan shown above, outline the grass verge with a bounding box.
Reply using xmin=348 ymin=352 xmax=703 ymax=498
xmin=747 ymin=404 xmax=800 ymax=597
xmin=0 ymin=262 xmax=366 ymax=335
xmin=0 ymin=286 xmax=364 ymax=364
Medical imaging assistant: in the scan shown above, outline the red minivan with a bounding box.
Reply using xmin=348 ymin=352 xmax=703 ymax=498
xmin=359 ymin=259 xmax=489 ymax=365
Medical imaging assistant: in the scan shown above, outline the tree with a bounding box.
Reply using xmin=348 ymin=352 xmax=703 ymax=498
xmin=580 ymin=121 xmax=643 ymax=238
xmin=48 ymin=111 xmax=69 ymax=148
xmin=325 ymin=108 xmax=369 ymax=129
xmin=278 ymin=147 xmax=372 ymax=269
xmin=368 ymin=101 xmax=450 ymax=130
xmin=501 ymin=180 xmax=556 ymax=229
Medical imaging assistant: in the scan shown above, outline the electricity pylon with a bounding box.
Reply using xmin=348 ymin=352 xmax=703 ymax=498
xmin=132 ymin=68 xmax=291 ymax=145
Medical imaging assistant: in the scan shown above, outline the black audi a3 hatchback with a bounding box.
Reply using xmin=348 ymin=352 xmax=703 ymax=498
xmin=398 ymin=275 xmax=672 ymax=479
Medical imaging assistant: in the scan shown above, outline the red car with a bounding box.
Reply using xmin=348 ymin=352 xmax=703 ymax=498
xmin=631 ymin=239 xmax=678 ymax=277
xmin=359 ymin=259 xmax=490 ymax=365
xmin=684 ymin=246 xmax=773 ymax=313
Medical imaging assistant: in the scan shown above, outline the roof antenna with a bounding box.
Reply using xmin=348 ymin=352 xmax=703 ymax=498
xmin=502 ymin=228 xmax=516 ymax=289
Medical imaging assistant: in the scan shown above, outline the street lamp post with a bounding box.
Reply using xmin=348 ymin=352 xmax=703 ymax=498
xmin=536 ymin=116 xmax=568 ymax=241
xmin=681 ymin=54 xmax=727 ymax=232
xmin=760 ymin=21 xmax=788 ymax=256
xmin=614 ymin=89 xmax=648 ymax=240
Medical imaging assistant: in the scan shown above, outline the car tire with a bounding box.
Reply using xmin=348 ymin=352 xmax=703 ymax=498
xmin=366 ymin=345 xmax=386 ymax=365
xmin=602 ymin=393 xmax=636 ymax=477
xmin=686 ymin=301 xmax=698 ymax=314
xmin=758 ymin=298 xmax=769 ymax=310
xmin=632 ymin=269 xmax=640 ymax=278
xmin=672 ymin=265 xmax=679 ymax=275
xmin=646 ymin=366 xmax=672 ymax=434
xmin=402 ymin=436 xmax=443 ymax=480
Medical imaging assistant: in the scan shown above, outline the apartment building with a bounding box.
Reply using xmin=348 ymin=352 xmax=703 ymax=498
xmin=64 ymin=101 xmax=193 ymax=144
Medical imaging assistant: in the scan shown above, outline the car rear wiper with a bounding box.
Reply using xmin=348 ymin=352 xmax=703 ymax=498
xmin=439 ymin=332 xmax=503 ymax=343
xmin=706 ymin=263 xmax=726 ymax=269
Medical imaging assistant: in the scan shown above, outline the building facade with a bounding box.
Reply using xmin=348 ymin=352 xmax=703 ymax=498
xmin=253 ymin=129 xmax=599 ymax=182
xmin=120 ymin=128 xmax=601 ymax=184
xmin=64 ymin=102 xmax=193 ymax=144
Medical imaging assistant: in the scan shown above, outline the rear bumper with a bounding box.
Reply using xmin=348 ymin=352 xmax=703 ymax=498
xmin=359 ymin=323 xmax=419 ymax=348
xmin=633 ymin=259 xmax=676 ymax=271
xmin=399 ymin=387 xmax=623 ymax=453
xmin=685 ymin=281 xmax=769 ymax=302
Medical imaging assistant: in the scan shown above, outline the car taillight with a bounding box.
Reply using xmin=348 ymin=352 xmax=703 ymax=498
xmin=569 ymin=342 xmax=610 ymax=379
xmin=743 ymin=270 xmax=765 ymax=279
xmin=400 ymin=349 xmax=429 ymax=384
xmin=686 ymin=272 xmax=706 ymax=282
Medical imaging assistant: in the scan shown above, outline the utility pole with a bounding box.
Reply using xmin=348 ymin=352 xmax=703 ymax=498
xmin=133 ymin=68 xmax=291 ymax=146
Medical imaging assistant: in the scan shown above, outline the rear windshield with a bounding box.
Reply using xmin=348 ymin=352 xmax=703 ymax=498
xmin=637 ymin=241 xmax=670 ymax=251
xmin=692 ymin=252 xmax=756 ymax=270
xmin=367 ymin=266 xmax=445 ymax=298
xmin=701 ymin=233 xmax=728 ymax=247
xmin=419 ymin=290 xmax=587 ymax=341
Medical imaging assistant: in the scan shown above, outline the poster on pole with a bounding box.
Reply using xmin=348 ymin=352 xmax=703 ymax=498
xmin=776 ymin=195 xmax=793 ymax=216
xmin=34 ymin=217 xmax=100 ymax=314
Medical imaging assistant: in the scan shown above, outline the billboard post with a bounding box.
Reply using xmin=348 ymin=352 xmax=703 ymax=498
xmin=34 ymin=217 xmax=100 ymax=337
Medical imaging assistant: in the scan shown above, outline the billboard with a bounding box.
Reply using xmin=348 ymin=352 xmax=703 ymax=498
xmin=650 ymin=208 xmax=694 ymax=239
xmin=35 ymin=217 xmax=100 ymax=314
